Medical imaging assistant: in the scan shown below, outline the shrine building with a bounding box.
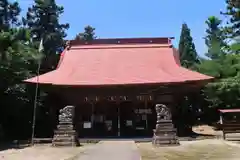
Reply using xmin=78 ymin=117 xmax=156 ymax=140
xmin=25 ymin=37 xmax=213 ymax=138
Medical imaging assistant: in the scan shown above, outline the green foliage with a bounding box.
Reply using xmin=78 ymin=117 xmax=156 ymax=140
xmin=230 ymin=37 xmax=240 ymax=54
xmin=197 ymin=13 xmax=240 ymax=111
xmin=204 ymin=16 xmax=227 ymax=59
xmin=204 ymin=76 xmax=240 ymax=108
xmin=0 ymin=0 xmax=65 ymax=140
xmin=178 ymin=23 xmax=199 ymax=69
xmin=222 ymin=0 xmax=240 ymax=37
xmin=75 ymin=25 xmax=96 ymax=42
xmin=0 ymin=0 xmax=21 ymax=31
xmin=0 ymin=27 xmax=42 ymax=139
xmin=25 ymin=0 xmax=69 ymax=70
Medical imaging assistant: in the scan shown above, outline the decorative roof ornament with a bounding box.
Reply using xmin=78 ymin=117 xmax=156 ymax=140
xmin=66 ymin=40 xmax=71 ymax=50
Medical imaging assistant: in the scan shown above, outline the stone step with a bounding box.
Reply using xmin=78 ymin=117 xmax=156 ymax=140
xmin=54 ymin=133 xmax=76 ymax=138
xmin=54 ymin=134 xmax=76 ymax=138
xmin=53 ymin=139 xmax=75 ymax=143
xmin=54 ymin=135 xmax=76 ymax=140
xmin=153 ymin=135 xmax=178 ymax=140
xmin=154 ymin=128 xmax=177 ymax=133
xmin=57 ymin=124 xmax=74 ymax=127
xmin=53 ymin=135 xmax=75 ymax=139
xmin=57 ymin=125 xmax=74 ymax=130
xmin=155 ymin=126 xmax=175 ymax=130
xmin=59 ymin=121 xmax=73 ymax=125
xmin=52 ymin=141 xmax=77 ymax=147
xmin=54 ymin=130 xmax=76 ymax=134
xmin=157 ymin=120 xmax=173 ymax=123
xmin=156 ymin=123 xmax=174 ymax=127
xmin=56 ymin=129 xmax=75 ymax=132
xmin=153 ymin=139 xmax=179 ymax=146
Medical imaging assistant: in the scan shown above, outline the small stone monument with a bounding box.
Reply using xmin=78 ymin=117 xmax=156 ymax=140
xmin=152 ymin=104 xmax=179 ymax=146
xmin=52 ymin=106 xmax=80 ymax=147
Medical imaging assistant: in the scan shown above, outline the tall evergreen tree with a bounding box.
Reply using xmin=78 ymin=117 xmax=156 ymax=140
xmin=230 ymin=37 xmax=240 ymax=53
xmin=204 ymin=16 xmax=226 ymax=59
xmin=0 ymin=0 xmax=21 ymax=60
xmin=222 ymin=0 xmax=240 ymax=37
xmin=197 ymin=16 xmax=240 ymax=111
xmin=178 ymin=23 xmax=199 ymax=69
xmin=0 ymin=0 xmax=42 ymax=139
xmin=0 ymin=0 xmax=21 ymax=31
xmin=75 ymin=25 xmax=96 ymax=42
xmin=177 ymin=23 xmax=200 ymax=135
xmin=25 ymin=0 xmax=69 ymax=71
xmin=222 ymin=0 xmax=240 ymax=54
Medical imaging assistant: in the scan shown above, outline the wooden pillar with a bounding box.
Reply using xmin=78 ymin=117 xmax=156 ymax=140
xmin=144 ymin=99 xmax=148 ymax=130
xmin=220 ymin=113 xmax=223 ymax=125
xmin=91 ymin=102 xmax=95 ymax=137
xmin=117 ymin=100 xmax=121 ymax=137
xmin=219 ymin=113 xmax=226 ymax=140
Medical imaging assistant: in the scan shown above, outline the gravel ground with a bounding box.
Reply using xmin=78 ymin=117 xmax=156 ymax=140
xmin=137 ymin=139 xmax=240 ymax=160
xmin=0 ymin=144 xmax=92 ymax=160
xmin=77 ymin=141 xmax=140 ymax=160
xmin=0 ymin=141 xmax=141 ymax=160
xmin=1 ymin=139 xmax=240 ymax=160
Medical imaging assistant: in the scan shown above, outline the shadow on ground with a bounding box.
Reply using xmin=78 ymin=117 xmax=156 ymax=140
xmin=0 ymin=142 xmax=30 ymax=151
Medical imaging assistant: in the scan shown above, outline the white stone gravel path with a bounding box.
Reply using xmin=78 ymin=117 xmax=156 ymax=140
xmin=77 ymin=141 xmax=141 ymax=160
xmin=0 ymin=144 xmax=90 ymax=160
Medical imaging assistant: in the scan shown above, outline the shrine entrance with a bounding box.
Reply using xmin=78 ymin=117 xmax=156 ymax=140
xmin=119 ymin=101 xmax=156 ymax=137
xmin=76 ymin=101 xmax=155 ymax=138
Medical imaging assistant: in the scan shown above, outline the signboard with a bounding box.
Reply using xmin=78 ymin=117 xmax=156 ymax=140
xmin=82 ymin=95 xmax=154 ymax=102
xmin=83 ymin=122 xmax=91 ymax=128
xmin=155 ymin=95 xmax=173 ymax=102
xmin=136 ymin=127 xmax=145 ymax=130
xmin=126 ymin=120 xmax=133 ymax=126
xmin=134 ymin=109 xmax=152 ymax=114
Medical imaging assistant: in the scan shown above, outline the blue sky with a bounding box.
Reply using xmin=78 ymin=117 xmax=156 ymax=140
xmin=18 ymin=0 xmax=227 ymax=55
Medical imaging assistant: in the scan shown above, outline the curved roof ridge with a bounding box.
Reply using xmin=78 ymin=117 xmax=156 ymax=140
xmin=70 ymin=44 xmax=172 ymax=50
xmin=24 ymin=38 xmax=213 ymax=86
xmin=69 ymin=37 xmax=174 ymax=46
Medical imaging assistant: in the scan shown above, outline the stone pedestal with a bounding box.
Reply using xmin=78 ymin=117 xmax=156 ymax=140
xmin=52 ymin=106 xmax=80 ymax=147
xmin=152 ymin=104 xmax=179 ymax=147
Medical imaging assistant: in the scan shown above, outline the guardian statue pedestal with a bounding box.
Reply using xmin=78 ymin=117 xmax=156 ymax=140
xmin=152 ymin=104 xmax=179 ymax=146
xmin=52 ymin=106 xmax=80 ymax=147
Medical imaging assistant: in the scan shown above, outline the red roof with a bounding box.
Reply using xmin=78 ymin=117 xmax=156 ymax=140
xmin=219 ymin=109 xmax=240 ymax=113
xmin=24 ymin=37 xmax=213 ymax=86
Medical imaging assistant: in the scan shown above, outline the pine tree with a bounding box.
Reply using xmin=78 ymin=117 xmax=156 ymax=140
xmin=204 ymin=16 xmax=226 ymax=59
xmin=0 ymin=1 xmax=42 ymax=139
xmin=197 ymin=16 xmax=240 ymax=110
xmin=178 ymin=23 xmax=199 ymax=69
xmin=0 ymin=0 xmax=20 ymax=31
xmin=222 ymin=0 xmax=240 ymax=37
xmin=75 ymin=25 xmax=96 ymax=42
xmin=0 ymin=0 xmax=21 ymax=60
xmin=25 ymin=0 xmax=69 ymax=70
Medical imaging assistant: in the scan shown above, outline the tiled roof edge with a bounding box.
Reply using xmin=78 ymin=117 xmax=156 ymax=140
xmin=68 ymin=37 xmax=174 ymax=46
